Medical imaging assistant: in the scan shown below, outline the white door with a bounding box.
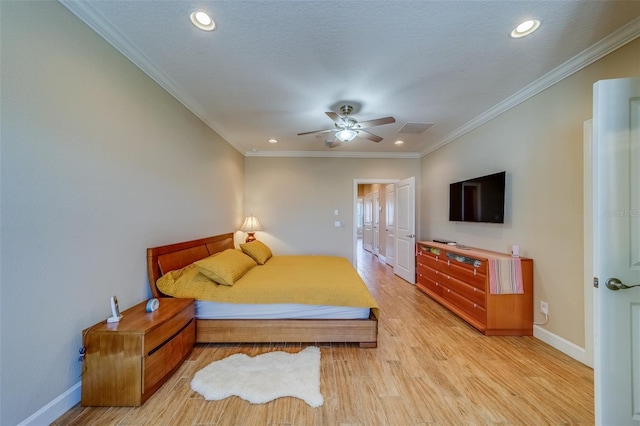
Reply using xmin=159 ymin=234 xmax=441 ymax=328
xmin=363 ymin=193 xmax=373 ymax=252
xmin=386 ymin=184 xmax=396 ymax=266
xmin=394 ymin=176 xmax=416 ymax=283
xmin=593 ymin=77 xmax=640 ymax=425
xmin=373 ymin=190 xmax=380 ymax=256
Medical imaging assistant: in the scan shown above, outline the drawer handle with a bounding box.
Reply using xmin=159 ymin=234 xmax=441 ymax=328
xmin=447 ymin=289 xmax=450 ymax=293
xmin=447 ymin=260 xmax=450 ymax=266
xmin=474 ymin=269 xmax=477 ymax=276
xmin=447 ymin=275 xmax=450 ymax=279
xmin=473 ymin=288 xmax=477 ymax=292
xmin=474 ymin=303 xmax=477 ymax=308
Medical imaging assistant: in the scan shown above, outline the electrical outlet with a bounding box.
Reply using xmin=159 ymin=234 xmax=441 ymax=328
xmin=540 ymin=301 xmax=549 ymax=315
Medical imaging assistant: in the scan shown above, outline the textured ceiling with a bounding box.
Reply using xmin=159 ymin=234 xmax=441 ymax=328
xmin=60 ymin=1 xmax=640 ymax=157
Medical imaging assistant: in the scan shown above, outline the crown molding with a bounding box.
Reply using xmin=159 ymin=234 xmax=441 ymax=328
xmin=421 ymin=16 xmax=640 ymax=157
xmin=244 ymin=150 xmax=421 ymax=159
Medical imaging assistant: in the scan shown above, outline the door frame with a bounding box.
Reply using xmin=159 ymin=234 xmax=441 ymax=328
xmin=385 ymin=183 xmax=396 ymax=267
xmin=373 ymin=190 xmax=380 ymax=256
xmin=353 ymin=179 xmax=399 ymax=270
xmin=582 ymin=119 xmax=594 ymax=368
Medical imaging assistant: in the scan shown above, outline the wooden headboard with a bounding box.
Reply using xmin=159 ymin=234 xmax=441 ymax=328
xmin=146 ymin=233 xmax=235 ymax=298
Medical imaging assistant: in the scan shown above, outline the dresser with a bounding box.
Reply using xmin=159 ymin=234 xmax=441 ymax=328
xmin=81 ymin=298 xmax=195 ymax=406
xmin=416 ymin=241 xmax=533 ymax=336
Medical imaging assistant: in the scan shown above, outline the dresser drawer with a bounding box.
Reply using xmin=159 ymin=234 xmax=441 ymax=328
xmin=418 ymin=262 xmax=439 ymax=281
xmin=446 ymin=261 xmax=486 ymax=289
xmin=417 ymin=274 xmax=442 ymax=297
xmin=419 ymin=251 xmax=440 ymax=269
xmin=417 ymin=260 xmax=430 ymax=275
xmin=443 ymin=274 xmax=485 ymax=307
xmin=443 ymin=286 xmax=487 ymax=327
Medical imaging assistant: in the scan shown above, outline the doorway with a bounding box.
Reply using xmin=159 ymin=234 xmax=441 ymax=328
xmin=355 ymin=180 xmax=396 ymax=267
xmin=353 ymin=178 xmax=416 ymax=284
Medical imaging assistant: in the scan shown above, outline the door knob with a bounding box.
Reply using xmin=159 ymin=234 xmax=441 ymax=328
xmin=605 ymin=277 xmax=640 ymax=290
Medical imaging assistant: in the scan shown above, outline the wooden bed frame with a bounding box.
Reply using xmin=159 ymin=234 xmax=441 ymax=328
xmin=146 ymin=233 xmax=378 ymax=348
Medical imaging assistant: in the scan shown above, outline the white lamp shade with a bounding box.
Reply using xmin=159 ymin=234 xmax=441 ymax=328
xmin=240 ymin=215 xmax=263 ymax=232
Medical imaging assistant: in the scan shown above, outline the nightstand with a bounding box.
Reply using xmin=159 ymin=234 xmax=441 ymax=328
xmin=81 ymin=298 xmax=195 ymax=406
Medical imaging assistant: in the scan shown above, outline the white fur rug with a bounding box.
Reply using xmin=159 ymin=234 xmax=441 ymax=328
xmin=191 ymin=346 xmax=323 ymax=407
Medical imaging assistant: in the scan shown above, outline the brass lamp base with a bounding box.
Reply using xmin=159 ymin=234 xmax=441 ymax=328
xmin=245 ymin=232 xmax=256 ymax=243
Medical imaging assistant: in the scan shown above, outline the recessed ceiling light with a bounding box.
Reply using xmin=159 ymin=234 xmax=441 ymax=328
xmin=268 ymin=139 xmax=278 ymax=144
xmin=190 ymin=11 xmax=216 ymax=31
xmin=394 ymin=140 xmax=404 ymax=145
xmin=510 ymin=19 xmax=540 ymax=38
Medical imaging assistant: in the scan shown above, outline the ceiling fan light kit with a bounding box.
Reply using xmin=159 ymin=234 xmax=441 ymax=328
xmin=298 ymin=103 xmax=395 ymax=148
xmin=336 ymin=129 xmax=358 ymax=142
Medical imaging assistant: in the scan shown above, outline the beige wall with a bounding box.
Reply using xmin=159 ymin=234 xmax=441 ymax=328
xmin=0 ymin=2 xmax=244 ymax=424
xmin=244 ymin=157 xmax=420 ymax=262
xmin=420 ymin=38 xmax=640 ymax=349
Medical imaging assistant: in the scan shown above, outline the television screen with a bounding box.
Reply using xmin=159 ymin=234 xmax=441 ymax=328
xmin=449 ymin=171 xmax=505 ymax=223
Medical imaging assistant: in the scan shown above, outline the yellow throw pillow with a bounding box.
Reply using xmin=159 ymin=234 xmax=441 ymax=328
xmin=240 ymin=240 xmax=273 ymax=265
xmin=194 ymin=249 xmax=257 ymax=286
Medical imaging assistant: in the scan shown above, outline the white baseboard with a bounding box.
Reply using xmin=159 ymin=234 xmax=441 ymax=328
xmin=18 ymin=381 xmax=81 ymax=426
xmin=534 ymin=325 xmax=590 ymax=367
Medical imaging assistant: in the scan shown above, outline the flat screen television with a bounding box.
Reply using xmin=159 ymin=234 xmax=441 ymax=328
xmin=449 ymin=171 xmax=506 ymax=223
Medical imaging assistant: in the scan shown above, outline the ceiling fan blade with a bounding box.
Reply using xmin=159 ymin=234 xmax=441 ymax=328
xmin=329 ymin=138 xmax=341 ymax=148
xmin=297 ymin=128 xmax=334 ymax=136
xmin=355 ymin=116 xmax=396 ymax=129
xmin=325 ymin=112 xmax=342 ymax=124
xmin=357 ymin=130 xmax=383 ymax=143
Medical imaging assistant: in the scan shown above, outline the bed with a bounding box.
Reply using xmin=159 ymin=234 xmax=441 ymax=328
xmin=146 ymin=233 xmax=379 ymax=348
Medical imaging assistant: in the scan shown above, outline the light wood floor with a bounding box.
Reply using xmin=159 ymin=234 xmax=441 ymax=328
xmin=54 ymin=246 xmax=594 ymax=425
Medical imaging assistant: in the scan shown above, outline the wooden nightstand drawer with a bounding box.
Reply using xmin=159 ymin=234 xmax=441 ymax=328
xmin=144 ymin=318 xmax=195 ymax=395
xmin=144 ymin=304 xmax=195 ymax=355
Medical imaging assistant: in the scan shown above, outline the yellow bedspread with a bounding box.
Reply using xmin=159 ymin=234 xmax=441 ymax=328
xmin=157 ymin=255 xmax=379 ymax=318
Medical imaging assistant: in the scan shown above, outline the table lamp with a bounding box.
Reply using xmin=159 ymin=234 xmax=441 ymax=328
xmin=240 ymin=215 xmax=263 ymax=243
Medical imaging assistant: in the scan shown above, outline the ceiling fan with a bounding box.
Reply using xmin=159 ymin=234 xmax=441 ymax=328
xmin=297 ymin=104 xmax=395 ymax=148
